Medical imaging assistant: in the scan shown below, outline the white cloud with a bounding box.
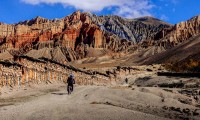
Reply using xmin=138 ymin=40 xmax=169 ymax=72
xmin=160 ymin=14 xmax=169 ymax=21
xmin=21 ymin=0 xmax=154 ymax=18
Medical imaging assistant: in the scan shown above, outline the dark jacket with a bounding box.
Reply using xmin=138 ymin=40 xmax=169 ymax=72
xmin=67 ymin=77 xmax=75 ymax=85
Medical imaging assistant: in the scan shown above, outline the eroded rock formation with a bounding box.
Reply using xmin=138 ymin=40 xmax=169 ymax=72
xmin=0 ymin=56 xmax=112 ymax=89
xmin=0 ymin=11 xmax=173 ymax=63
xmin=153 ymin=15 xmax=200 ymax=49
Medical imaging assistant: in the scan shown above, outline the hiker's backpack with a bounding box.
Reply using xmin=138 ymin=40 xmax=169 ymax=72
xmin=68 ymin=77 xmax=74 ymax=84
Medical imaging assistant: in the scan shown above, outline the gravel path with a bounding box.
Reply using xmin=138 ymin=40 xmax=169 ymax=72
xmin=0 ymin=86 xmax=169 ymax=120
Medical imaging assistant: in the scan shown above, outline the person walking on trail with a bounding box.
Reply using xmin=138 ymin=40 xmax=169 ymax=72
xmin=67 ymin=74 xmax=75 ymax=94
xmin=125 ymin=78 xmax=128 ymax=84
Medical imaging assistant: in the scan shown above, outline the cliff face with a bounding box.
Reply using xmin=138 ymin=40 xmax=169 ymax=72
xmin=0 ymin=17 xmax=64 ymax=49
xmin=131 ymin=15 xmax=200 ymax=60
xmin=126 ymin=15 xmax=200 ymax=65
xmin=0 ymin=11 xmax=169 ymax=62
xmin=168 ymin=15 xmax=200 ymax=42
xmin=92 ymin=15 xmax=172 ymax=43
xmin=0 ymin=11 xmax=199 ymax=64
xmin=152 ymin=15 xmax=200 ymax=49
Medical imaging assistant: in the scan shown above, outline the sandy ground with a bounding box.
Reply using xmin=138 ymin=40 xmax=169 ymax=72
xmin=0 ymin=85 xmax=171 ymax=120
xmin=0 ymin=82 xmax=199 ymax=120
xmin=0 ymin=67 xmax=200 ymax=120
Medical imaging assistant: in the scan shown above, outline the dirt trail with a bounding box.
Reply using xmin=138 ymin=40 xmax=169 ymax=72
xmin=0 ymin=85 xmax=169 ymax=120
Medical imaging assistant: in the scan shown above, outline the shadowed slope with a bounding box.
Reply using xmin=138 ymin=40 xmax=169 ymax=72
xmin=144 ymin=34 xmax=200 ymax=64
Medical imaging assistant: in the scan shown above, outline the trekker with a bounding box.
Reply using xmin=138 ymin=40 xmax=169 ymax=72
xmin=67 ymin=74 xmax=75 ymax=94
xmin=125 ymin=78 xmax=128 ymax=84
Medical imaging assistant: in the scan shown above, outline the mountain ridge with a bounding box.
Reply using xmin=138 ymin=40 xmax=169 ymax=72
xmin=0 ymin=11 xmax=199 ymax=65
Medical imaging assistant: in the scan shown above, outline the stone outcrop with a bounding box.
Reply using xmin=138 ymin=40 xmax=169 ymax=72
xmin=130 ymin=15 xmax=200 ymax=60
xmin=94 ymin=15 xmax=172 ymax=43
xmin=152 ymin=15 xmax=200 ymax=49
xmin=0 ymin=11 xmax=173 ymax=63
xmin=0 ymin=56 xmax=112 ymax=89
xmin=1 ymin=11 xmax=199 ymax=65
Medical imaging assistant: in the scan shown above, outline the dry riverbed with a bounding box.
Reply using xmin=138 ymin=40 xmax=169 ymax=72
xmin=0 ymin=80 xmax=199 ymax=120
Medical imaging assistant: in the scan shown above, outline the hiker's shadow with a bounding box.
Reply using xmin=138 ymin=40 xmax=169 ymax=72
xmin=51 ymin=92 xmax=67 ymax=95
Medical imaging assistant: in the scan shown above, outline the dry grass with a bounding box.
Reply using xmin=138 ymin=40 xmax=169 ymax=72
xmin=165 ymin=59 xmax=200 ymax=72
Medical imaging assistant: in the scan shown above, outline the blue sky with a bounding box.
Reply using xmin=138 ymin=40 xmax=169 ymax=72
xmin=0 ymin=0 xmax=199 ymax=24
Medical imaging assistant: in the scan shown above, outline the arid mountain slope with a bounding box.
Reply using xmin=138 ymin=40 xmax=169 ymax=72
xmin=0 ymin=11 xmax=200 ymax=66
xmin=120 ymin=15 xmax=200 ymax=66
xmin=143 ymin=34 xmax=200 ymax=64
xmin=0 ymin=11 xmax=172 ymax=63
xmin=121 ymin=34 xmax=200 ymax=66
xmin=90 ymin=14 xmax=171 ymax=42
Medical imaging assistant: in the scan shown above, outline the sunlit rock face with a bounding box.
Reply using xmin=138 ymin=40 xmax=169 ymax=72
xmin=152 ymin=15 xmax=200 ymax=49
xmin=0 ymin=10 xmax=172 ymax=47
xmin=4 ymin=11 xmax=200 ymax=63
xmin=169 ymin=15 xmax=200 ymax=42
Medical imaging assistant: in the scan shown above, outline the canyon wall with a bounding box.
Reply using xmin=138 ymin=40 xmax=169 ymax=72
xmin=152 ymin=15 xmax=200 ymax=49
xmin=0 ymin=11 xmax=199 ymax=65
xmin=0 ymin=11 xmax=173 ymax=62
xmin=0 ymin=56 xmax=112 ymax=88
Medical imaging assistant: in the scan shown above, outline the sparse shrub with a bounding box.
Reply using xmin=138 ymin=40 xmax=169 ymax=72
xmin=158 ymin=82 xmax=185 ymax=88
xmin=164 ymin=59 xmax=200 ymax=72
xmin=136 ymin=76 xmax=152 ymax=81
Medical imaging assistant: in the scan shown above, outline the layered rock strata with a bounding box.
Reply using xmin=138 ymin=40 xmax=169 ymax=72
xmin=0 ymin=56 xmax=112 ymax=89
xmin=0 ymin=11 xmax=199 ymax=64
xmin=152 ymin=15 xmax=200 ymax=49
xmin=0 ymin=11 xmax=172 ymax=62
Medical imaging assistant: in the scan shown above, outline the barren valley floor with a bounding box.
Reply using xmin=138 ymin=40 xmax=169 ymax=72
xmin=0 ymin=75 xmax=199 ymax=120
xmin=0 ymin=85 xmax=169 ymax=120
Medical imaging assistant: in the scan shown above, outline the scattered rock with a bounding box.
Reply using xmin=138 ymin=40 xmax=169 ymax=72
xmin=146 ymin=68 xmax=153 ymax=72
